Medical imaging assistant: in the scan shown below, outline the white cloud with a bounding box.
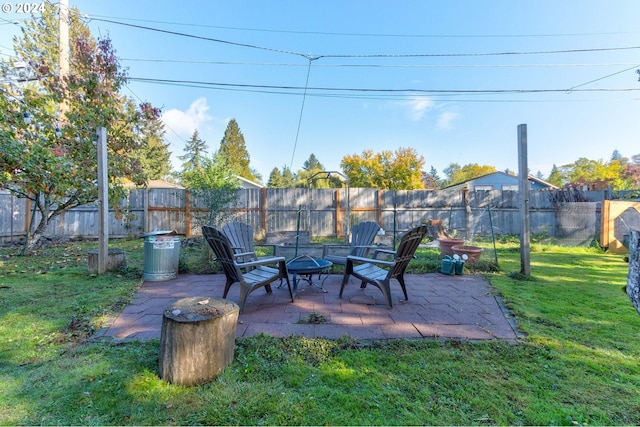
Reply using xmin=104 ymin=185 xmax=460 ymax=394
xmin=405 ymin=96 xmax=434 ymax=121
xmin=161 ymin=98 xmax=218 ymax=170
xmin=436 ymin=111 xmax=459 ymax=130
xmin=161 ymin=97 xmax=214 ymax=137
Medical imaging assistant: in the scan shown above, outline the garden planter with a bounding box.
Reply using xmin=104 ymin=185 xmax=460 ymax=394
xmin=438 ymin=238 xmax=465 ymax=255
xmin=452 ymin=245 xmax=484 ymax=263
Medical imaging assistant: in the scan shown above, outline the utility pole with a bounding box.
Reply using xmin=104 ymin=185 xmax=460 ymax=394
xmin=518 ymin=124 xmax=531 ymax=275
xmin=97 ymin=127 xmax=109 ymax=274
xmin=58 ymin=0 xmax=69 ymax=115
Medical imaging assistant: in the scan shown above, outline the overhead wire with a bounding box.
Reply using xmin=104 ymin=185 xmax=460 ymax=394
xmin=128 ymin=76 xmax=640 ymax=94
xmin=120 ymin=57 xmax=640 ymax=69
xmin=87 ymin=13 xmax=640 ymax=39
xmin=289 ymin=58 xmax=315 ymax=170
xmin=88 ymin=16 xmax=640 ymax=61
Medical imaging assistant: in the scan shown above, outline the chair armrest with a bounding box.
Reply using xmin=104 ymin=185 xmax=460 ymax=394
xmin=322 ymin=244 xmax=351 ymax=258
xmin=372 ymin=248 xmax=396 ymax=259
xmin=233 ymin=251 xmax=256 ymax=259
xmin=346 ymin=255 xmax=395 ymax=268
xmin=349 ymin=244 xmax=379 ymax=253
xmin=235 ymin=256 xmax=286 ymax=269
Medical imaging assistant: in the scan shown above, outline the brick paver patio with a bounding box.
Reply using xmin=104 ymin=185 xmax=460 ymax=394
xmin=95 ymin=273 xmax=520 ymax=342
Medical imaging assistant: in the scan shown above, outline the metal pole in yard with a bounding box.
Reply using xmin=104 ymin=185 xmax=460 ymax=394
xmin=518 ymin=124 xmax=531 ymax=275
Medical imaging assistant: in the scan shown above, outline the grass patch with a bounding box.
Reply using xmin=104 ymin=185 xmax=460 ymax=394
xmin=0 ymin=238 xmax=638 ymax=425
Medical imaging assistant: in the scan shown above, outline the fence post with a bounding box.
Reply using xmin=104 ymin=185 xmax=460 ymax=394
xmin=336 ymin=189 xmax=342 ymax=237
xmin=261 ymin=187 xmax=267 ymax=233
xmin=185 ymin=189 xmax=192 ymax=237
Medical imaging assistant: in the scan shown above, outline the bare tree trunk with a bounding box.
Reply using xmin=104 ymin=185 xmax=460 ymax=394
xmin=25 ymin=193 xmax=53 ymax=251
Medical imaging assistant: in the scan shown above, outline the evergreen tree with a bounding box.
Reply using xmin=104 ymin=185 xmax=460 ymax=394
xmin=610 ymin=149 xmax=623 ymax=161
xmin=179 ymin=130 xmax=207 ymax=173
xmin=133 ymin=105 xmax=172 ymax=180
xmin=281 ymin=166 xmax=296 ymax=187
xmin=303 ymin=153 xmax=322 ymax=171
xmin=267 ymin=167 xmax=283 ymax=187
xmin=219 ymin=119 xmax=255 ymax=180
xmin=296 ymin=153 xmax=339 ymax=188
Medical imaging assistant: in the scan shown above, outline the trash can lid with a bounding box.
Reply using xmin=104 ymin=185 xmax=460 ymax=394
xmin=139 ymin=230 xmax=178 ymax=238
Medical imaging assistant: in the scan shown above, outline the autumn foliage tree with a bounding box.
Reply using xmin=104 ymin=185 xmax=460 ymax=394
xmin=341 ymin=147 xmax=425 ymax=189
xmin=0 ymin=4 xmax=158 ymax=249
xmin=549 ymin=153 xmax=637 ymax=190
xmin=442 ymin=163 xmax=497 ymax=187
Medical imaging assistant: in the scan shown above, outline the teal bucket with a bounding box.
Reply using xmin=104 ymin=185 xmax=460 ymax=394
xmin=440 ymin=256 xmax=455 ymax=275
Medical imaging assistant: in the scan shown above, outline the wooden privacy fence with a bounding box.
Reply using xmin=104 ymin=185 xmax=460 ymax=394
xmin=0 ymin=187 xmax=611 ymax=247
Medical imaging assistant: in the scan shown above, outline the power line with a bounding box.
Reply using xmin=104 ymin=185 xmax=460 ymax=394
xmin=87 ymin=13 xmax=640 ymax=40
xmin=290 ymin=59 xmax=313 ymax=170
xmin=567 ymin=64 xmax=640 ymax=91
xmin=120 ymin=57 xmax=640 ymax=69
xmin=128 ymin=76 xmax=640 ymax=94
xmin=89 ymin=16 xmax=640 ymax=61
xmin=90 ymin=17 xmax=311 ymax=59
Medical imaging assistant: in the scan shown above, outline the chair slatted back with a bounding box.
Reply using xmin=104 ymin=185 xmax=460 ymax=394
xmin=350 ymin=221 xmax=381 ymax=257
xmin=222 ymin=221 xmax=255 ymax=253
xmin=202 ymin=225 xmax=242 ymax=283
xmin=222 ymin=221 xmax=257 ymax=262
xmin=388 ymin=225 xmax=428 ymax=280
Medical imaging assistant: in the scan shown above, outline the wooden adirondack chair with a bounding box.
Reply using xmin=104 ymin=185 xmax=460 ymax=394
xmin=339 ymin=224 xmax=428 ymax=308
xmin=203 ymin=225 xmax=293 ymax=313
xmin=322 ymin=221 xmax=381 ymax=266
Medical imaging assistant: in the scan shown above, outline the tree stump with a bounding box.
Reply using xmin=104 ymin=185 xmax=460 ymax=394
xmin=159 ymin=297 xmax=239 ymax=386
xmin=87 ymin=249 xmax=126 ymax=273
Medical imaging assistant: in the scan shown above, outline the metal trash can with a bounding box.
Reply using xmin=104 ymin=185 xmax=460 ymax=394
xmin=140 ymin=230 xmax=181 ymax=281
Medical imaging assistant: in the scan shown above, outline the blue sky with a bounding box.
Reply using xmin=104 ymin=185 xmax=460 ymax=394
xmin=1 ymin=0 xmax=639 ymax=182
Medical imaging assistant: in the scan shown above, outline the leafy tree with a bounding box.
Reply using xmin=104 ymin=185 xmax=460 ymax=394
xmin=556 ymin=157 xmax=628 ymax=190
xmin=341 ymin=147 xmax=425 ymax=190
xmin=219 ymin=119 xmax=255 ymax=181
xmin=442 ymin=163 xmax=497 ymax=187
xmin=132 ymin=104 xmax=172 ymax=180
xmin=341 ymin=149 xmax=382 ymax=188
xmin=181 ymin=152 xmax=239 ymax=227
xmin=179 ymin=130 xmax=207 ymax=173
xmin=0 ymin=4 xmax=156 ymax=249
xmin=295 ymin=153 xmax=342 ymax=188
xmin=624 ymin=154 xmax=640 ymax=189
xmin=547 ymin=164 xmax=564 ymax=187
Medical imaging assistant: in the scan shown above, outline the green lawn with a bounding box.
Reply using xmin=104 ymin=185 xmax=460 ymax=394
xmin=0 ymin=238 xmax=638 ymax=425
